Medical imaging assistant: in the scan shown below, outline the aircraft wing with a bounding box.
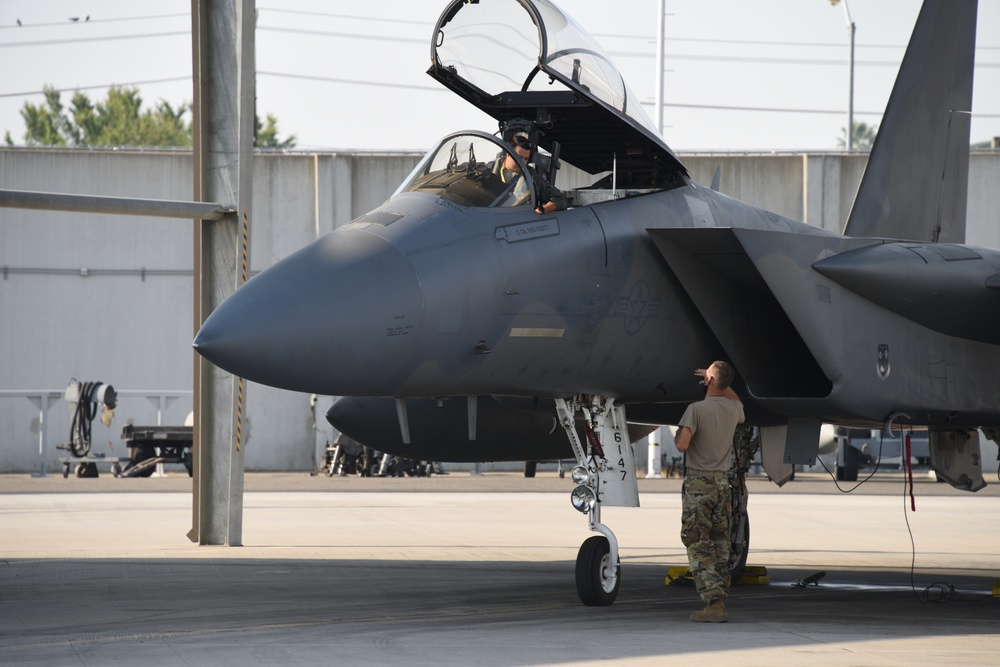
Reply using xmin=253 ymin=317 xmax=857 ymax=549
xmin=648 ymin=227 xmax=835 ymax=404
xmin=649 ymin=226 xmax=1000 ymax=418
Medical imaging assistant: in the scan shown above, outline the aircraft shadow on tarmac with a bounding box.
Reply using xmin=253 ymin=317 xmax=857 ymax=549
xmin=1 ymin=558 xmax=995 ymax=665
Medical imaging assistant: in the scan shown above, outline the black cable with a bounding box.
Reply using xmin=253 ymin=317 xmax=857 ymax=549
xmin=816 ymin=428 xmax=886 ymax=493
xmin=68 ymin=399 xmax=81 ymax=456
xmin=0 ymin=77 xmax=190 ymax=100
xmin=897 ymin=427 xmax=993 ymax=604
xmin=902 ymin=439 xmax=923 ymax=603
xmin=69 ymin=382 xmax=99 ymax=458
xmin=82 ymin=382 xmax=97 ymax=454
xmin=914 ymin=581 xmax=993 ymax=604
xmin=0 ymin=13 xmax=188 ymax=30
xmin=0 ymin=31 xmax=188 ymax=48
xmin=68 ymin=382 xmax=98 ymax=457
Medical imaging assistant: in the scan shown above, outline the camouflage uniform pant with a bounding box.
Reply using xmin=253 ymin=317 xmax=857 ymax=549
xmin=681 ymin=471 xmax=732 ymax=602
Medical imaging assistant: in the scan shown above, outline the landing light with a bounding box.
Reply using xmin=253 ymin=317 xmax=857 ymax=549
xmin=570 ymin=484 xmax=597 ymax=513
xmin=571 ymin=465 xmax=591 ymax=485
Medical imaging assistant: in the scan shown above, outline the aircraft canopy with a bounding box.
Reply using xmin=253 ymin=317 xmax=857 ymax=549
xmin=429 ymin=0 xmax=688 ymax=181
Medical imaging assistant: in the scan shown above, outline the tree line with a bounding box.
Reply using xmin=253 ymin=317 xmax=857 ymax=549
xmin=4 ymin=86 xmax=295 ymax=149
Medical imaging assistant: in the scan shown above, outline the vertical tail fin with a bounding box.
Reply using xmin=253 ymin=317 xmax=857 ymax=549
xmin=844 ymin=0 xmax=977 ymax=243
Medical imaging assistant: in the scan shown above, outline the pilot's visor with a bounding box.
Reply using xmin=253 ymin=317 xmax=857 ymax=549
xmin=511 ymin=135 xmax=532 ymax=150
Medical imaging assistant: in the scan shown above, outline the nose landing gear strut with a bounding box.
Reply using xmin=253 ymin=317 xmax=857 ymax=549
xmin=555 ymin=395 xmax=639 ymax=606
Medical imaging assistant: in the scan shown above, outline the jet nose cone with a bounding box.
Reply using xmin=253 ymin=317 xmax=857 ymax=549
xmin=194 ymin=230 xmax=423 ymax=395
xmin=325 ymin=395 xmax=392 ymax=443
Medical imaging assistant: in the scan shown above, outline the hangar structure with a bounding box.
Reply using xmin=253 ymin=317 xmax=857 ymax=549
xmin=1 ymin=0 xmax=999 ymax=549
xmin=1 ymin=0 xmax=256 ymax=547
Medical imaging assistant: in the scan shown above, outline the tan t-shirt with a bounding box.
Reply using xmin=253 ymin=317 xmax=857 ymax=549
xmin=678 ymin=396 xmax=745 ymax=471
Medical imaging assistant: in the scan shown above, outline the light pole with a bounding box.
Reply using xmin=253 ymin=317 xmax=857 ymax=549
xmin=829 ymin=0 xmax=856 ymax=150
xmin=655 ymin=0 xmax=666 ymax=135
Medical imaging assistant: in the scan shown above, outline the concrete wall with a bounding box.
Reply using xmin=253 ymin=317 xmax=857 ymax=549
xmin=682 ymin=153 xmax=870 ymax=234
xmin=967 ymin=153 xmax=1000 ymax=249
xmin=1 ymin=148 xmax=998 ymax=473
xmin=0 ymin=148 xmax=424 ymax=474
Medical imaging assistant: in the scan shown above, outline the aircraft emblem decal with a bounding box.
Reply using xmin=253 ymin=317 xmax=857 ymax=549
xmin=615 ymin=281 xmax=661 ymax=335
xmin=877 ymin=344 xmax=890 ymax=382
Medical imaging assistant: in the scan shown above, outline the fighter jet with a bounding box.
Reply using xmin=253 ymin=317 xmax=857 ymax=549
xmin=194 ymin=0 xmax=999 ymax=605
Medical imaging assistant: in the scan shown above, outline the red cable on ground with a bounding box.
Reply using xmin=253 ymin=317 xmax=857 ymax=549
xmin=905 ymin=431 xmax=916 ymax=511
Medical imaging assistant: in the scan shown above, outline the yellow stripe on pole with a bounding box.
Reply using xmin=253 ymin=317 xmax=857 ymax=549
xmin=236 ymin=211 xmax=249 ymax=452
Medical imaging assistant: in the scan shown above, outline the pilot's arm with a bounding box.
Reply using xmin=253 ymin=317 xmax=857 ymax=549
xmin=535 ymin=179 xmax=567 ymax=214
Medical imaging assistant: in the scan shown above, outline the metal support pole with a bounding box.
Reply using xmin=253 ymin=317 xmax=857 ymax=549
xmin=847 ymin=19 xmax=856 ymax=151
xmin=152 ymin=393 xmax=168 ymax=476
xmin=830 ymin=0 xmax=856 ymax=150
xmin=190 ymin=0 xmax=255 ymax=547
xmin=646 ymin=430 xmax=661 ymax=478
xmin=24 ymin=392 xmax=62 ymax=477
xmin=654 ymin=0 xmax=666 ymax=135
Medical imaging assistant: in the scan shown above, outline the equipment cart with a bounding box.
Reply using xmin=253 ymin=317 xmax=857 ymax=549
xmin=114 ymin=424 xmax=193 ymax=477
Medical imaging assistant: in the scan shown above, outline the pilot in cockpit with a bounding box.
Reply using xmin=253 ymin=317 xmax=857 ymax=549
xmin=496 ymin=132 xmax=567 ymax=215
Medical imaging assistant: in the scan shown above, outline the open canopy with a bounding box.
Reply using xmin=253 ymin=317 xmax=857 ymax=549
xmin=428 ymin=0 xmax=688 ymax=182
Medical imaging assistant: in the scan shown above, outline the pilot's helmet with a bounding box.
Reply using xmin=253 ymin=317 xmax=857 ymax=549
xmin=510 ymin=131 xmax=532 ymax=151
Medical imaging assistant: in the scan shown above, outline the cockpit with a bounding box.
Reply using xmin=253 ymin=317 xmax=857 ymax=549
xmin=397 ymin=132 xmax=535 ymax=209
xmin=397 ymin=0 xmax=690 ymax=210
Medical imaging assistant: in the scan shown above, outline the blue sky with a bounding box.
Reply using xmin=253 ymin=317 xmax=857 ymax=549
xmin=1 ymin=0 xmax=997 ymax=153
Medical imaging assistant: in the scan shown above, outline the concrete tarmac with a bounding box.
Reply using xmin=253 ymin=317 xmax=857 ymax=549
xmin=1 ymin=471 xmax=998 ymax=666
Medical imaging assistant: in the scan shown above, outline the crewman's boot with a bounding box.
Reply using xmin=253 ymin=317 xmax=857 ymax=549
xmin=690 ymin=598 xmax=728 ymax=623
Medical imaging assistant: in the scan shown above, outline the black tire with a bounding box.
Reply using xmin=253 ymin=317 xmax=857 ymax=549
xmin=837 ymin=443 xmax=860 ymax=481
xmin=728 ymin=512 xmax=749 ymax=581
xmin=128 ymin=446 xmax=156 ymax=478
xmin=76 ymin=462 xmax=99 ymax=478
xmin=575 ymin=535 xmax=620 ymax=606
xmin=524 ymin=461 xmax=537 ymax=478
xmin=388 ymin=458 xmax=405 ymax=477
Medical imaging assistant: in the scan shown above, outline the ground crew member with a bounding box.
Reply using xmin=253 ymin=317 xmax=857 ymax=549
xmin=673 ymin=361 xmax=744 ymax=623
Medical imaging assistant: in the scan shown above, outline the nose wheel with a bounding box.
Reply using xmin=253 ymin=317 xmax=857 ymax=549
xmin=576 ymin=534 xmax=620 ymax=606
